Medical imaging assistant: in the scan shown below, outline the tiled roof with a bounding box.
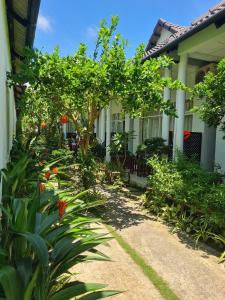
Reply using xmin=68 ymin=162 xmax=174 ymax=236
xmin=143 ymin=0 xmax=225 ymax=61
xmin=145 ymin=18 xmax=187 ymax=51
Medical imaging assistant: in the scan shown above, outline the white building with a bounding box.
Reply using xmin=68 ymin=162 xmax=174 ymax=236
xmin=94 ymin=1 xmax=225 ymax=175
xmin=0 ymin=0 xmax=40 ymax=196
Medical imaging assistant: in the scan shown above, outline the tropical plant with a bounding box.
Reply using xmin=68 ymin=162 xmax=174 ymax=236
xmin=0 ymin=154 xmax=120 ymax=299
xmin=109 ymin=131 xmax=134 ymax=168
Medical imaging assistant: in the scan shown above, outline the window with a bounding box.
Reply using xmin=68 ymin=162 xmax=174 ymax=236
xmin=111 ymin=113 xmax=125 ymax=133
xmin=169 ymin=100 xmax=193 ymax=132
xmin=140 ymin=111 xmax=162 ymax=142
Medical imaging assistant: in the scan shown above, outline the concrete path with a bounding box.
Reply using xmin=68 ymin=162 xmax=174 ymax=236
xmin=76 ymin=186 xmax=225 ymax=300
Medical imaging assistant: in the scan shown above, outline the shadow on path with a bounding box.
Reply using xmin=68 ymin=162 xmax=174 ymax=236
xmin=99 ymin=187 xmax=152 ymax=230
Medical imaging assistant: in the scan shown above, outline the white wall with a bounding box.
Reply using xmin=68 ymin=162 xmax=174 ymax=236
xmin=215 ymin=121 xmax=225 ymax=173
xmin=0 ymin=0 xmax=16 ymax=170
xmin=111 ymin=100 xmax=122 ymax=114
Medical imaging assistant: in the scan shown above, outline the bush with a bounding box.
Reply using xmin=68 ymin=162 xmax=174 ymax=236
xmin=91 ymin=139 xmax=106 ymax=161
xmin=0 ymin=148 xmax=119 ymax=299
xmin=145 ymin=155 xmax=225 ymax=252
xmin=136 ymin=137 xmax=169 ymax=158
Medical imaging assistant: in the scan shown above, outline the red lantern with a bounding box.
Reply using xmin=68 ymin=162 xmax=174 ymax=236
xmin=183 ymin=130 xmax=191 ymax=141
xmin=59 ymin=115 xmax=69 ymax=124
xmin=41 ymin=122 xmax=46 ymax=129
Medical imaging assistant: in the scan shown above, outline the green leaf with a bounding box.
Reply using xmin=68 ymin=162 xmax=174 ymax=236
xmin=18 ymin=232 xmax=49 ymax=267
xmin=78 ymin=290 xmax=122 ymax=300
xmin=49 ymin=283 xmax=107 ymax=300
xmin=0 ymin=266 xmax=22 ymax=300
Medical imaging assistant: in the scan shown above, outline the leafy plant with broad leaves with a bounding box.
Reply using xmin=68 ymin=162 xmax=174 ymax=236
xmin=0 ymin=154 xmax=121 ymax=299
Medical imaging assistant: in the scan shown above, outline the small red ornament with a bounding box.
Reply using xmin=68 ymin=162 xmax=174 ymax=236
xmin=41 ymin=122 xmax=47 ymax=129
xmin=59 ymin=115 xmax=69 ymax=124
xmin=57 ymin=200 xmax=68 ymax=222
xmin=45 ymin=171 xmax=51 ymax=180
xmin=183 ymin=130 xmax=191 ymax=141
xmin=52 ymin=166 xmax=58 ymax=174
xmin=39 ymin=183 xmax=45 ymax=192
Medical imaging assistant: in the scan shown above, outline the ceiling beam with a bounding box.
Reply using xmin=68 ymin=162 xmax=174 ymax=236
xmin=8 ymin=9 xmax=29 ymax=27
xmin=188 ymin=52 xmax=221 ymax=62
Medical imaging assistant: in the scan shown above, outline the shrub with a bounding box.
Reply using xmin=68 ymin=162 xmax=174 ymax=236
xmin=145 ymin=155 xmax=225 ymax=253
xmin=136 ymin=137 xmax=169 ymax=158
xmin=0 ymin=151 xmax=119 ymax=299
xmin=91 ymin=139 xmax=106 ymax=161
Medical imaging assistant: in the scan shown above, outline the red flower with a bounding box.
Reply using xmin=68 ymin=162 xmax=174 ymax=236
xmin=45 ymin=171 xmax=51 ymax=180
xmin=183 ymin=130 xmax=191 ymax=141
xmin=57 ymin=200 xmax=68 ymax=222
xmin=39 ymin=183 xmax=45 ymax=192
xmin=52 ymin=166 xmax=58 ymax=174
xmin=59 ymin=115 xmax=69 ymax=124
xmin=41 ymin=122 xmax=47 ymax=129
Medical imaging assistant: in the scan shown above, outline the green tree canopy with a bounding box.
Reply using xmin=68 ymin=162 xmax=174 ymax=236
xmin=193 ymin=57 xmax=225 ymax=135
xmin=8 ymin=16 xmax=182 ymax=154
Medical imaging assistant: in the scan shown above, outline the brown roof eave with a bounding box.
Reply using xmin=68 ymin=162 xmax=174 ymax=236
xmin=143 ymin=8 xmax=225 ymax=62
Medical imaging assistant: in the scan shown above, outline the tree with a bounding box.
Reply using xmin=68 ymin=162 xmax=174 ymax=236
xmin=193 ymin=57 xmax=225 ymax=136
xmin=8 ymin=16 xmax=182 ymax=155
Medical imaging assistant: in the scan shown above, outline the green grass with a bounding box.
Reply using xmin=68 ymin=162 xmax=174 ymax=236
xmin=105 ymin=223 xmax=180 ymax=300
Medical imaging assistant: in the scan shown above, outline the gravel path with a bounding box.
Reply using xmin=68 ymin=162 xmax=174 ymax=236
xmin=75 ymin=186 xmax=225 ymax=300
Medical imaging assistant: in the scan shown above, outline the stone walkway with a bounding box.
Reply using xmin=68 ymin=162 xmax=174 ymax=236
xmin=76 ymin=186 xmax=225 ymax=300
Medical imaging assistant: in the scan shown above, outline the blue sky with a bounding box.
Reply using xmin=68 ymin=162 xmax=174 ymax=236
xmin=35 ymin=0 xmax=221 ymax=57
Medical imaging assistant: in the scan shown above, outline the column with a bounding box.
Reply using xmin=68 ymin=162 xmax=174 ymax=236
xmin=125 ymin=114 xmax=134 ymax=153
xmin=105 ymin=103 xmax=112 ymax=162
xmin=201 ymin=124 xmax=216 ymax=171
xmin=62 ymin=124 xmax=67 ymax=139
xmin=99 ymin=109 xmax=106 ymax=144
xmin=162 ymin=68 xmax=171 ymax=145
xmin=94 ymin=119 xmax=97 ymax=136
xmin=173 ymin=53 xmax=188 ymax=159
xmin=133 ymin=118 xmax=140 ymax=154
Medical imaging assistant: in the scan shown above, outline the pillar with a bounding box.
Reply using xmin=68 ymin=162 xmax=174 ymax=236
xmin=125 ymin=114 xmax=134 ymax=153
xmin=62 ymin=124 xmax=67 ymax=139
xmin=99 ymin=109 xmax=106 ymax=144
xmin=105 ymin=103 xmax=112 ymax=162
xmin=173 ymin=53 xmax=188 ymax=159
xmin=133 ymin=118 xmax=140 ymax=154
xmin=201 ymin=124 xmax=216 ymax=171
xmin=162 ymin=68 xmax=171 ymax=145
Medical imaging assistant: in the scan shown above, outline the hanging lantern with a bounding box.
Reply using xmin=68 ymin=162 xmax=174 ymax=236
xmin=41 ymin=121 xmax=47 ymax=129
xmin=59 ymin=115 xmax=69 ymax=124
xmin=183 ymin=130 xmax=191 ymax=141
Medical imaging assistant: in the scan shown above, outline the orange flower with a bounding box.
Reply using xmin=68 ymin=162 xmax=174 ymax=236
xmin=52 ymin=166 xmax=58 ymax=174
xmin=45 ymin=171 xmax=51 ymax=180
xmin=39 ymin=183 xmax=45 ymax=192
xmin=57 ymin=200 xmax=68 ymax=222
xmin=59 ymin=115 xmax=69 ymax=124
xmin=41 ymin=122 xmax=46 ymax=129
